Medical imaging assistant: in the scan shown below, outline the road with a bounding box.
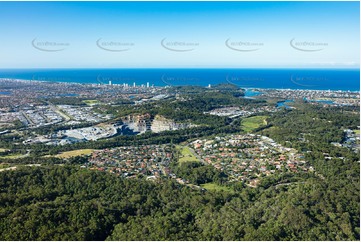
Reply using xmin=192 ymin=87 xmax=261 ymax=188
xmin=0 ymin=163 xmax=41 ymax=172
xmin=45 ymin=100 xmax=71 ymax=122
xmin=187 ymin=146 xmax=206 ymax=164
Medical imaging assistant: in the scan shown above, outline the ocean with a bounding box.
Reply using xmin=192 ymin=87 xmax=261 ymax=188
xmin=0 ymin=68 xmax=359 ymax=91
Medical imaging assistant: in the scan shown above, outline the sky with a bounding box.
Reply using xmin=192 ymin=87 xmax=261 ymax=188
xmin=0 ymin=1 xmax=359 ymax=69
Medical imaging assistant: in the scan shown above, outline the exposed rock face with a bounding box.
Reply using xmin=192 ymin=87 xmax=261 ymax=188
xmin=150 ymin=115 xmax=191 ymax=133
xmin=122 ymin=113 xmax=152 ymax=133
xmin=122 ymin=113 xmax=193 ymax=134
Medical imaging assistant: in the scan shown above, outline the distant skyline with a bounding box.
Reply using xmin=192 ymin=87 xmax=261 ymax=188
xmin=0 ymin=1 xmax=359 ymax=69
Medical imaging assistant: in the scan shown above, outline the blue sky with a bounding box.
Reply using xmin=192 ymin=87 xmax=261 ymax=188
xmin=0 ymin=1 xmax=359 ymax=68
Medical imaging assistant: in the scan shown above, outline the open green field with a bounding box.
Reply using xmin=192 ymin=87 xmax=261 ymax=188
xmin=241 ymin=115 xmax=268 ymax=132
xmin=0 ymin=153 xmax=28 ymax=159
xmin=83 ymin=100 xmax=100 ymax=105
xmin=0 ymin=163 xmax=10 ymax=169
xmin=176 ymin=145 xmax=199 ymax=163
xmin=200 ymin=182 xmax=233 ymax=192
xmin=54 ymin=149 xmax=94 ymax=158
xmin=353 ymin=129 xmax=360 ymax=135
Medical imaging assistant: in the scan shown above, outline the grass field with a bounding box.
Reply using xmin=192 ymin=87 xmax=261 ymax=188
xmin=353 ymin=129 xmax=360 ymax=135
xmin=0 ymin=163 xmax=10 ymax=169
xmin=83 ymin=100 xmax=99 ymax=105
xmin=0 ymin=153 xmax=28 ymax=159
xmin=200 ymin=182 xmax=233 ymax=192
xmin=176 ymin=145 xmax=199 ymax=163
xmin=241 ymin=115 xmax=268 ymax=132
xmin=55 ymin=149 xmax=94 ymax=158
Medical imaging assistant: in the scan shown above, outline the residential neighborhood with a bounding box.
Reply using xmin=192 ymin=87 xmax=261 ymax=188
xmin=89 ymin=144 xmax=174 ymax=180
xmin=86 ymin=133 xmax=312 ymax=187
xmin=191 ymin=134 xmax=310 ymax=186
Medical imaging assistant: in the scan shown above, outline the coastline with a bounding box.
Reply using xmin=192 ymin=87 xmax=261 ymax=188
xmin=0 ymin=68 xmax=359 ymax=92
xmin=0 ymin=77 xmax=359 ymax=93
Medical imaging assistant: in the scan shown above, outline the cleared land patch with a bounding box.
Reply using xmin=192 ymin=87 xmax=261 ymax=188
xmin=241 ymin=115 xmax=268 ymax=132
xmin=0 ymin=153 xmax=28 ymax=159
xmin=200 ymin=182 xmax=233 ymax=192
xmin=83 ymin=100 xmax=100 ymax=105
xmin=0 ymin=163 xmax=10 ymax=169
xmin=54 ymin=149 xmax=94 ymax=158
xmin=176 ymin=145 xmax=199 ymax=163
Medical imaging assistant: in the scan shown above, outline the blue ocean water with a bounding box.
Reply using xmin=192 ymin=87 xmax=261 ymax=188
xmin=0 ymin=68 xmax=359 ymax=91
